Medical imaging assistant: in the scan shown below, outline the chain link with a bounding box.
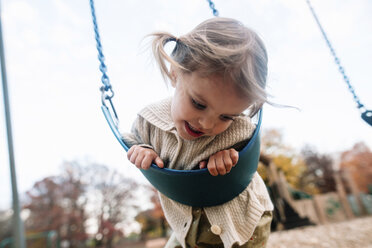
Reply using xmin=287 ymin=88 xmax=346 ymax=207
xmin=206 ymin=0 xmax=219 ymax=17
xmin=90 ymin=0 xmax=221 ymax=122
xmin=89 ymin=0 xmax=112 ymax=92
xmin=306 ymin=0 xmax=364 ymax=109
xmin=91 ymin=0 xmax=218 ymax=91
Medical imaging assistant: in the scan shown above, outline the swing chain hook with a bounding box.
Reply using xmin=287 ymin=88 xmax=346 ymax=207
xmin=100 ymin=86 xmax=119 ymax=120
xmin=100 ymin=85 xmax=114 ymax=102
xmin=361 ymin=109 xmax=372 ymax=127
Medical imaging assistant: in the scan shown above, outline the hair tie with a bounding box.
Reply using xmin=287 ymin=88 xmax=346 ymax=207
xmin=167 ymin=37 xmax=179 ymax=43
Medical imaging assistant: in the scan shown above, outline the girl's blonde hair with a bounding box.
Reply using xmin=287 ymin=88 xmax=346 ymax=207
xmin=150 ymin=17 xmax=268 ymax=116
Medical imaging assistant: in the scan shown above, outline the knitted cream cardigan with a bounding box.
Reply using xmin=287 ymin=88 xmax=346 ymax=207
xmin=122 ymin=98 xmax=273 ymax=248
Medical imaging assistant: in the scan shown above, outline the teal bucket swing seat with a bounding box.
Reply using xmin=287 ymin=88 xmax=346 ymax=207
xmin=102 ymin=102 xmax=262 ymax=207
xmin=91 ymin=0 xmax=262 ymax=207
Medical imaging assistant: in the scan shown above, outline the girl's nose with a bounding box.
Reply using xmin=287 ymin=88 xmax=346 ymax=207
xmin=198 ymin=115 xmax=215 ymax=130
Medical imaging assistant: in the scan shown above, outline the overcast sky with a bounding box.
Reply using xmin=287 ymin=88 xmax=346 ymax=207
xmin=1 ymin=0 xmax=371 ymax=210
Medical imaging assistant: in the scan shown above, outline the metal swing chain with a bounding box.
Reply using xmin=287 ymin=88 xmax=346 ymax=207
xmin=89 ymin=0 xmax=118 ymax=120
xmin=89 ymin=0 xmax=220 ymax=121
xmin=306 ymin=0 xmax=372 ymax=126
xmin=206 ymin=0 xmax=219 ymax=17
xmin=91 ymin=0 xmax=218 ymax=90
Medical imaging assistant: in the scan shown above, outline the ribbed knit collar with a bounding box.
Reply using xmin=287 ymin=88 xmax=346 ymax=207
xmin=138 ymin=97 xmax=175 ymax=132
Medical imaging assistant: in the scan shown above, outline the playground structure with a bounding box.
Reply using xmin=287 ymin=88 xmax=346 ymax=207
xmin=260 ymin=154 xmax=372 ymax=230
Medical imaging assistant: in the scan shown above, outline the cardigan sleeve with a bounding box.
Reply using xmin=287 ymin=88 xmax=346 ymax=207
xmin=121 ymin=115 xmax=154 ymax=150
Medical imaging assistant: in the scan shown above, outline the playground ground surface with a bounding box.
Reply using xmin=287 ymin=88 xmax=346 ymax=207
xmin=120 ymin=216 xmax=372 ymax=248
xmin=266 ymin=216 xmax=372 ymax=248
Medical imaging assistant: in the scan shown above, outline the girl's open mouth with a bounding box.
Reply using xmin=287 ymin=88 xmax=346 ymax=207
xmin=185 ymin=121 xmax=204 ymax=138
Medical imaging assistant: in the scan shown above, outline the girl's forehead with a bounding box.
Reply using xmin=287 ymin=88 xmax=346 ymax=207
xmin=183 ymin=71 xmax=229 ymax=85
xmin=183 ymin=73 xmax=251 ymax=112
xmin=185 ymin=72 xmax=239 ymax=95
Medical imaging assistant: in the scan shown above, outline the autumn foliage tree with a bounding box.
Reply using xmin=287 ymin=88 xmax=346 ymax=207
xmin=135 ymin=187 xmax=168 ymax=240
xmin=300 ymin=146 xmax=335 ymax=194
xmin=88 ymin=164 xmax=140 ymax=248
xmin=259 ymin=129 xmax=318 ymax=194
xmin=0 ymin=210 xmax=12 ymax=242
xmin=340 ymin=142 xmax=372 ymax=193
xmin=24 ymin=164 xmax=89 ymax=247
xmin=23 ymin=161 xmax=141 ymax=247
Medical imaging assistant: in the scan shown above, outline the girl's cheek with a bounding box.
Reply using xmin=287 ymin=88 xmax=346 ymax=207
xmin=184 ymin=102 xmax=195 ymax=115
xmin=216 ymin=123 xmax=232 ymax=135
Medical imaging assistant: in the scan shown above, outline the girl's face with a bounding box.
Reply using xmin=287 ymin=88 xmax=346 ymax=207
xmin=170 ymin=71 xmax=251 ymax=140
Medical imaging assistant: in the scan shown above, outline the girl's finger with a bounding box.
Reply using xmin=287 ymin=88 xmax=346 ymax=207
xmin=199 ymin=160 xmax=207 ymax=169
xmin=134 ymin=151 xmax=145 ymax=169
xmin=223 ymin=153 xmax=233 ymax=173
xmin=129 ymin=148 xmax=139 ymax=166
xmin=230 ymin=149 xmax=239 ymax=166
xmin=207 ymin=156 xmax=218 ymax=176
xmin=127 ymin=145 xmax=136 ymax=159
xmin=215 ymin=153 xmax=226 ymax=175
xmin=154 ymin=156 xmax=164 ymax=168
xmin=141 ymin=154 xmax=153 ymax=170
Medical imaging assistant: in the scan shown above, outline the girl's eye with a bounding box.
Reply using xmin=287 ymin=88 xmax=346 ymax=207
xmin=220 ymin=115 xmax=235 ymax=121
xmin=191 ymin=98 xmax=206 ymax=110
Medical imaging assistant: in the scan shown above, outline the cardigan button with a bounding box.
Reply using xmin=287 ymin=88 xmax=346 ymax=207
xmin=211 ymin=224 xmax=222 ymax=235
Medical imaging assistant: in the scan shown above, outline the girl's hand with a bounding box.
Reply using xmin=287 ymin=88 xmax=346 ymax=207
xmin=199 ymin=148 xmax=239 ymax=176
xmin=127 ymin=145 xmax=164 ymax=170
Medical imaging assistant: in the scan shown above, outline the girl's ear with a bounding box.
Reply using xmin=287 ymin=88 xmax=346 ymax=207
xmin=170 ymin=67 xmax=177 ymax=87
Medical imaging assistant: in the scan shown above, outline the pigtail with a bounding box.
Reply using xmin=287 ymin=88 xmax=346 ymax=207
xmin=149 ymin=32 xmax=186 ymax=84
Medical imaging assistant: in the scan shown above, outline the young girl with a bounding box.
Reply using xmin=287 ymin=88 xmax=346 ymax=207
xmin=122 ymin=17 xmax=273 ymax=248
